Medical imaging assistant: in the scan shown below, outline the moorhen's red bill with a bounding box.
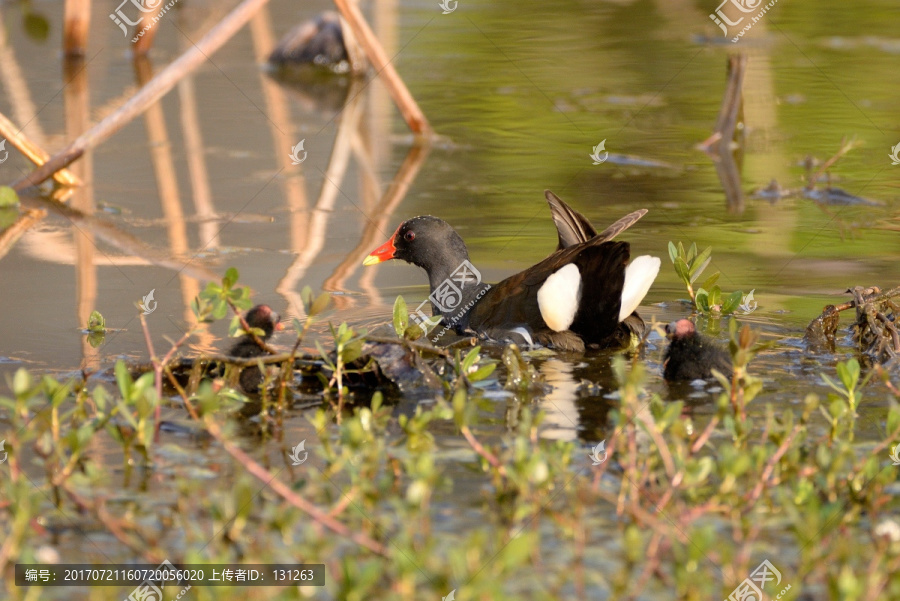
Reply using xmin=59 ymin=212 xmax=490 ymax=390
xmin=663 ymin=319 xmax=733 ymax=381
xmin=363 ymin=195 xmax=660 ymax=351
xmin=229 ymin=304 xmax=284 ymax=392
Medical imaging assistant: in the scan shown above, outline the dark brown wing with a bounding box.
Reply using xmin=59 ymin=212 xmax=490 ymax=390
xmin=468 ymin=240 xmax=630 ymax=345
xmin=545 ymin=189 xmax=647 ymax=250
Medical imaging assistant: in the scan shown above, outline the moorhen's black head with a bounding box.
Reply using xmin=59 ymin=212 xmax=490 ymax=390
xmin=665 ymin=319 xmax=696 ymax=340
xmin=363 ymin=216 xmax=469 ymax=276
xmin=243 ymin=304 xmax=283 ymax=339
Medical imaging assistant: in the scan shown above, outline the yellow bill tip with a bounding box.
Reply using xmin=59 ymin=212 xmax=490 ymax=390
xmin=362 ymin=254 xmax=383 ymax=267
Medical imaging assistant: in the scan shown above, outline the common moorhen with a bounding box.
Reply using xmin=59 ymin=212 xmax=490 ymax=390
xmin=268 ymin=12 xmax=349 ymax=69
xmin=363 ymin=196 xmax=660 ymax=352
xmin=663 ymin=319 xmax=733 ymax=381
xmin=545 ymin=191 xmax=649 ymax=347
xmin=228 ymin=304 xmax=284 ymax=393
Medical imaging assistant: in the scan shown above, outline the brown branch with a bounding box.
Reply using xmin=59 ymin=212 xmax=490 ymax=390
xmin=332 ymin=0 xmax=431 ymax=136
xmin=690 ymin=415 xmax=719 ymax=454
xmin=227 ymin=299 xmax=279 ymax=356
xmin=364 ymin=335 xmax=451 ymax=357
xmin=62 ymin=485 xmax=164 ymax=563
xmin=460 ymin=425 xmax=507 ymax=477
xmin=172 ymin=375 xmax=388 ymax=556
xmin=0 ymin=112 xmax=80 ymax=186
xmin=745 ymin=424 xmax=801 ymax=505
xmin=807 ymin=137 xmax=860 ymax=190
xmin=197 ymin=411 xmax=389 ymax=555
xmin=326 ymin=486 xmax=359 ymax=519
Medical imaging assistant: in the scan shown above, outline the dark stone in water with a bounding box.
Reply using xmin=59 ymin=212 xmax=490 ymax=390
xmin=359 ymin=341 xmax=441 ymax=391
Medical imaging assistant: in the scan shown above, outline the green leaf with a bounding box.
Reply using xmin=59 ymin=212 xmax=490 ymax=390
xmin=310 ymin=292 xmax=331 ymax=316
xmin=87 ymin=310 xmax=105 ymax=332
xmin=687 ymin=242 xmax=698 ymax=263
xmin=468 ymin=363 xmax=496 ymax=382
xmin=710 ymin=369 xmax=730 ymax=390
xmin=223 ymin=267 xmax=239 ymax=289
xmin=314 ymin=340 xmax=334 ymax=368
xmin=667 ymin=241 xmax=678 ymax=264
xmin=673 ymin=257 xmax=691 ymax=284
xmin=0 ymin=208 xmax=17 ymax=230
xmin=837 ymin=359 xmax=859 ymax=391
xmin=228 ymin=316 xmax=243 ymax=337
xmin=461 ymin=347 xmax=481 ymax=373
xmin=393 ymin=296 xmax=408 ymax=337
xmin=211 ymin=300 xmax=228 ymax=320
xmin=87 ymin=332 xmax=105 ymax=348
xmin=722 ymin=290 xmax=743 ymax=314
xmin=701 ymin=272 xmax=721 ymax=291
xmin=0 ymin=186 xmax=19 ymax=208
xmin=695 ymin=289 xmax=710 ymax=313
xmin=301 ymin=286 xmax=314 ymax=313
xmin=887 ymin=406 xmax=900 ymax=436
xmin=231 ymin=288 xmax=252 ymax=310
xmin=689 ymin=247 xmax=712 ymax=283
xmin=820 ymin=373 xmax=846 ymax=396
xmin=828 ymin=397 xmax=846 ymax=419
xmin=342 ymin=339 xmax=364 ymax=364
xmin=623 ymin=525 xmax=645 ymax=563
xmin=12 ymin=368 xmax=32 ymax=397
xmin=452 ymin=387 xmax=467 ymax=426
xmin=661 ymin=401 xmax=683 ymax=428
xmin=708 ymin=285 xmax=722 ymax=308
xmin=405 ymin=323 xmax=425 ymax=341
xmin=190 ymin=297 xmax=202 ymax=320
xmin=114 ymin=361 xmax=132 ymax=400
xmin=292 ymin=318 xmax=305 ymax=335
xmin=500 ymin=531 xmax=538 ymax=569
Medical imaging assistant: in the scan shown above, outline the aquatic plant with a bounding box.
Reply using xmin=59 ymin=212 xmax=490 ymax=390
xmin=3 ymin=268 xmax=900 ymax=601
xmin=668 ymin=241 xmax=743 ymax=315
xmin=85 ymin=310 xmax=106 ymax=348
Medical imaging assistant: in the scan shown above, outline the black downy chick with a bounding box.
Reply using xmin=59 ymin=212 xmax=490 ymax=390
xmin=228 ymin=304 xmax=283 ymax=393
xmin=663 ymin=319 xmax=733 ymax=381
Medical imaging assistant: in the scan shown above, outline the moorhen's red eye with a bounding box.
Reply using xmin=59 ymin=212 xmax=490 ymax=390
xmin=404 ymin=231 xmax=415 ymax=242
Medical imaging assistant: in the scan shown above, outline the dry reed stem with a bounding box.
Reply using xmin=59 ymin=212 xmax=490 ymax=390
xmin=13 ymin=0 xmax=273 ymax=191
xmin=63 ymin=0 xmax=92 ymax=56
xmin=0 ymin=111 xmax=80 ymax=186
xmin=333 ymin=0 xmax=432 ymax=136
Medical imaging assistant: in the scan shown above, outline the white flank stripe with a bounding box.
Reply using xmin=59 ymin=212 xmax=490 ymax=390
xmin=619 ymin=255 xmax=661 ymax=321
xmin=538 ymin=264 xmax=582 ymax=332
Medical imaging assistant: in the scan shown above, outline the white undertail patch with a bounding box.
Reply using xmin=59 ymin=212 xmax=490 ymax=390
xmin=538 ymin=264 xmax=582 ymax=332
xmin=619 ymin=255 xmax=661 ymax=321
